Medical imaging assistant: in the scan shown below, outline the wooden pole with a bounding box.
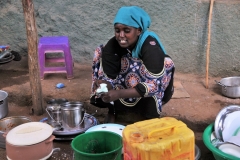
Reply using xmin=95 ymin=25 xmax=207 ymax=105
xmin=22 ymin=0 xmax=44 ymax=115
xmin=206 ymin=0 xmax=214 ymax=89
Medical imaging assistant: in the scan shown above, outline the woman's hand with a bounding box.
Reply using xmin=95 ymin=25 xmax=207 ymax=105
xmin=92 ymin=80 xmax=113 ymax=92
xmin=100 ymin=90 xmax=120 ymax=103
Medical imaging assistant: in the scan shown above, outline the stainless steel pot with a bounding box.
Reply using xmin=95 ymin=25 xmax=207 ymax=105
xmin=46 ymin=98 xmax=68 ymax=128
xmin=61 ymin=102 xmax=85 ymax=131
xmin=0 ymin=116 xmax=32 ymax=148
xmin=0 ymin=90 xmax=8 ymax=119
xmin=216 ymin=77 xmax=240 ymax=98
xmin=46 ymin=105 xmax=62 ymax=127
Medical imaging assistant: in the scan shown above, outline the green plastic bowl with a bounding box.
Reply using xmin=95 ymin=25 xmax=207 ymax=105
xmin=202 ymin=123 xmax=239 ymax=160
xmin=71 ymin=131 xmax=122 ymax=160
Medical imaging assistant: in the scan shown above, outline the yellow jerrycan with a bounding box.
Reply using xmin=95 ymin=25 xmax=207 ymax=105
xmin=122 ymin=117 xmax=195 ymax=160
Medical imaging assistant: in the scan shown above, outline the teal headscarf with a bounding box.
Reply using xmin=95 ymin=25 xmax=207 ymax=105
xmin=113 ymin=6 xmax=167 ymax=58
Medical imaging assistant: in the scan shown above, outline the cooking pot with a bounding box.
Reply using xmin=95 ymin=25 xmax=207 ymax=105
xmin=0 ymin=90 xmax=8 ymax=119
xmin=46 ymin=98 xmax=68 ymax=128
xmin=215 ymin=77 xmax=240 ymax=98
xmin=0 ymin=116 xmax=32 ymax=148
xmin=61 ymin=101 xmax=85 ymax=131
xmin=46 ymin=105 xmax=62 ymax=127
xmin=5 ymin=122 xmax=54 ymax=160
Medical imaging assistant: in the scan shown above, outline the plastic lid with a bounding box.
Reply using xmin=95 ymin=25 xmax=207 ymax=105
xmin=6 ymin=122 xmax=53 ymax=146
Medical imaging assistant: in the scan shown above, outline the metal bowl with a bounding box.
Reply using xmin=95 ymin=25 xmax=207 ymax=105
xmin=0 ymin=116 xmax=32 ymax=148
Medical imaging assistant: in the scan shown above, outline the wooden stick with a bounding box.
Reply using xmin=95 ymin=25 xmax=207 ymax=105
xmin=22 ymin=0 xmax=44 ymax=115
xmin=206 ymin=0 xmax=214 ymax=89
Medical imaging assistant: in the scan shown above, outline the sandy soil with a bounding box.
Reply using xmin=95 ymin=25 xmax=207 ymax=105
xmin=0 ymin=56 xmax=239 ymax=159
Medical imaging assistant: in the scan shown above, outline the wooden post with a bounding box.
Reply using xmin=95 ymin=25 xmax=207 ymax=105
xmin=205 ymin=0 xmax=214 ymax=89
xmin=22 ymin=0 xmax=44 ymax=115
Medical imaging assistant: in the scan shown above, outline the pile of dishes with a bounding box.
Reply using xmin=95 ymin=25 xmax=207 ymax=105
xmin=212 ymin=105 xmax=240 ymax=158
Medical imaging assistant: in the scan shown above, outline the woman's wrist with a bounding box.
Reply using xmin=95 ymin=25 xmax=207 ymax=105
xmin=117 ymin=88 xmax=141 ymax=99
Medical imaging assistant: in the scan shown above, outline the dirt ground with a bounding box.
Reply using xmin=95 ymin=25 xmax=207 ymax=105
xmin=1 ymin=55 xmax=240 ymax=160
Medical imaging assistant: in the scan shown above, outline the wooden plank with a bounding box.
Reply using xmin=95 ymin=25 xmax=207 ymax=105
xmin=22 ymin=0 xmax=43 ymax=115
xmin=172 ymin=81 xmax=190 ymax=99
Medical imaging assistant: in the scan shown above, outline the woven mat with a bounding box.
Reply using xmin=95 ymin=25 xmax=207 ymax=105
xmin=172 ymin=81 xmax=190 ymax=98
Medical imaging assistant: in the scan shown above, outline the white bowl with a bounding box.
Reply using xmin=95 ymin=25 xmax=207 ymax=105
xmin=218 ymin=143 xmax=240 ymax=158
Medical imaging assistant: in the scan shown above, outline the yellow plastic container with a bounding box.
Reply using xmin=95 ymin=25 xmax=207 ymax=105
xmin=123 ymin=117 xmax=195 ymax=160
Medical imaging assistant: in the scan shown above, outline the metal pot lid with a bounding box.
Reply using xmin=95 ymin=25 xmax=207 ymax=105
xmin=6 ymin=122 xmax=53 ymax=146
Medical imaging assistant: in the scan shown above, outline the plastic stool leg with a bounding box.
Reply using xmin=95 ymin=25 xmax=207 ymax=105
xmin=38 ymin=45 xmax=45 ymax=80
xmin=63 ymin=46 xmax=74 ymax=79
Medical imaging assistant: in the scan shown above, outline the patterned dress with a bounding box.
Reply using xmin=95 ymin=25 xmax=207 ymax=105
xmin=91 ymin=36 xmax=175 ymax=117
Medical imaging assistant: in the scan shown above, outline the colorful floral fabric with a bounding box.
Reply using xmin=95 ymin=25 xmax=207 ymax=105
xmin=91 ymin=45 xmax=175 ymax=114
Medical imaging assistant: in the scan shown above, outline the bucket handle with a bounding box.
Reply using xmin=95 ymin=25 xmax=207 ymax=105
xmin=76 ymin=111 xmax=86 ymax=127
xmin=148 ymin=125 xmax=176 ymax=138
xmin=45 ymin=108 xmax=62 ymax=126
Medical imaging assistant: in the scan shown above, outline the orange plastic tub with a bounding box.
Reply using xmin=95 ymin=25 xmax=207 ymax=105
xmin=123 ymin=117 xmax=195 ymax=160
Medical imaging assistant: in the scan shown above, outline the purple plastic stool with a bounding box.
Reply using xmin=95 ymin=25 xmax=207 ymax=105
xmin=38 ymin=36 xmax=74 ymax=80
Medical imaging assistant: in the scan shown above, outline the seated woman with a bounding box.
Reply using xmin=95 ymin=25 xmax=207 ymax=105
xmin=90 ymin=6 xmax=175 ymax=123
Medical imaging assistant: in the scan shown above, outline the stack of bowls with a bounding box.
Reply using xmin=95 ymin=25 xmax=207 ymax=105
xmin=203 ymin=105 xmax=240 ymax=159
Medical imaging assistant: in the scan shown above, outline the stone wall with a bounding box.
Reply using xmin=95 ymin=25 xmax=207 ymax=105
xmin=1 ymin=0 xmax=240 ymax=76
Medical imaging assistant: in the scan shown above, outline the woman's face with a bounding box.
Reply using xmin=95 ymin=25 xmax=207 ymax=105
xmin=114 ymin=23 xmax=142 ymax=49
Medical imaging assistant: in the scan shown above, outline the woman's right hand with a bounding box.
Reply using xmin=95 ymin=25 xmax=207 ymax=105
xmin=100 ymin=90 xmax=120 ymax=103
xmin=92 ymin=80 xmax=113 ymax=92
